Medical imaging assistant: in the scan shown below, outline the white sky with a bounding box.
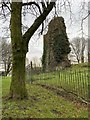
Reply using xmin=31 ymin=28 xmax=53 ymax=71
xmin=0 ymin=0 xmax=89 ymax=63
xmin=26 ymin=0 xmax=89 ymax=62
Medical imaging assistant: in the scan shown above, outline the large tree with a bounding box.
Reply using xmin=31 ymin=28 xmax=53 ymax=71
xmin=1 ymin=0 xmax=88 ymax=100
xmin=2 ymin=0 xmax=56 ymax=99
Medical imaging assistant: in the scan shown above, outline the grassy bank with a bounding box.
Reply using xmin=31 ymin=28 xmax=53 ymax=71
xmin=33 ymin=63 xmax=88 ymax=101
xmin=2 ymin=77 xmax=88 ymax=118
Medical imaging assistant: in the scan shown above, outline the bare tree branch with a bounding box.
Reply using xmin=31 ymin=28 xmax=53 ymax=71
xmin=2 ymin=2 xmax=11 ymax=12
xmin=22 ymin=2 xmax=42 ymax=14
xmin=23 ymin=2 xmax=56 ymax=47
xmin=22 ymin=2 xmax=45 ymax=35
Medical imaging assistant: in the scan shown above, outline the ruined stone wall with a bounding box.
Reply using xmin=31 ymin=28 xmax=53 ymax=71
xmin=42 ymin=17 xmax=71 ymax=72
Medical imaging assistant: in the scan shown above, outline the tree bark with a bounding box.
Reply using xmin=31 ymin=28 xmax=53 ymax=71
xmin=81 ymin=55 xmax=84 ymax=63
xmin=10 ymin=1 xmax=55 ymax=100
xmin=77 ymin=59 xmax=80 ymax=63
xmin=4 ymin=61 xmax=7 ymax=76
xmin=10 ymin=2 xmax=28 ymax=99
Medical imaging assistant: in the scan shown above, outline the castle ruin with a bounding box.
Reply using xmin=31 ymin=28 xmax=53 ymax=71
xmin=42 ymin=17 xmax=71 ymax=72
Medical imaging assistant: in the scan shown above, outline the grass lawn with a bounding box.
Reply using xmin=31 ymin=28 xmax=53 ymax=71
xmin=33 ymin=63 xmax=88 ymax=101
xmin=2 ymin=77 xmax=88 ymax=119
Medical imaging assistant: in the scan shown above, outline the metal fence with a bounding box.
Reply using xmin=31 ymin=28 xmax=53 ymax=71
xmin=26 ymin=68 xmax=89 ymax=102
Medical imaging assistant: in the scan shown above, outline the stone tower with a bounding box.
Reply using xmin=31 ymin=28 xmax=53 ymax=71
xmin=42 ymin=17 xmax=71 ymax=72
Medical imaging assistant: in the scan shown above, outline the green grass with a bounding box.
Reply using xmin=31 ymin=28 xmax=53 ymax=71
xmin=2 ymin=77 xmax=11 ymax=97
xmin=33 ymin=63 xmax=88 ymax=101
xmin=2 ymin=77 xmax=88 ymax=118
xmin=0 ymin=77 xmax=2 ymax=120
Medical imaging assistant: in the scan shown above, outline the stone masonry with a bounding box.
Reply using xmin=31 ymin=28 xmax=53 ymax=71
xmin=42 ymin=17 xmax=71 ymax=72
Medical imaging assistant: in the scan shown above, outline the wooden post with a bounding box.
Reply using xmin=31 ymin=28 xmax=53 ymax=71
xmin=30 ymin=61 xmax=33 ymax=83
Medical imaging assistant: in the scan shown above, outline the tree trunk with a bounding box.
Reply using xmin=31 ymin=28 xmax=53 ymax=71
xmin=4 ymin=61 xmax=7 ymax=76
xmin=9 ymin=1 xmax=55 ymax=100
xmin=81 ymin=50 xmax=84 ymax=63
xmin=81 ymin=55 xmax=84 ymax=63
xmin=77 ymin=58 xmax=80 ymax=63
xmin=10 ymin=51 xmax=27 ymax=99
xmin=10 ymin=2 xmax=28 ymax=99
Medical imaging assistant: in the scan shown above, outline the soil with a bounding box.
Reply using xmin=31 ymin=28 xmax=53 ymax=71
xmin=34 ymin=83 xmax=89 ymax=108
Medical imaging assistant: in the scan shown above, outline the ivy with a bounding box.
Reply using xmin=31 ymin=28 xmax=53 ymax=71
xmin=53 ymin=34 xmax=71 ymax=63
xmin=42 ymin=39 xmax=46 ymax=72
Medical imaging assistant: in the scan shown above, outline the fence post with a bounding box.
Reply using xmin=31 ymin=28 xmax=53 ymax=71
xmin=59 ymin=70 xmax=61 ymax=87
xmin=30 ymin=61 xmax=33 ymax=84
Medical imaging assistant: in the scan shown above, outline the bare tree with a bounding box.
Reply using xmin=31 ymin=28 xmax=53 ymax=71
xmin=70 ymin=37 xmax=87 ymax=63
xmin=0 ymin=38 xmax=12 ymax=76
xmin=0 ymin=0 xmax=57 ymax=99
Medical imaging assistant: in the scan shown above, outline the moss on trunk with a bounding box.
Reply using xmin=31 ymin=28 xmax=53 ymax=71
xmin=10 ymin=52 xmax=27 ymax=99
xmin=9 ymin=1 xmax=55 ymax=100
xmin=10 ymin=2 xmax=28 ymax=99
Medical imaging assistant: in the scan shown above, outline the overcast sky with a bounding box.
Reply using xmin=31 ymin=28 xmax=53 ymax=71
xmin=0 ymin=0 xmax=89 ymax=63
xmin=26 ymin=0 xmax=89 ymax=62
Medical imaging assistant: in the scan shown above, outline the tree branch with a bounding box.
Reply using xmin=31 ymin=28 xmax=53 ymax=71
xmin=22 ymin=2 xmax=56 ymax=47
xmin=2 ymin=2 xmax=11 ymax=12
xmin=22 ymin=2 xmax=44 ymax=35
xmin=82 ymin=12 xmax=90 ymax=20
xmin=22 ymin=2 xmax=42 ymax=14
